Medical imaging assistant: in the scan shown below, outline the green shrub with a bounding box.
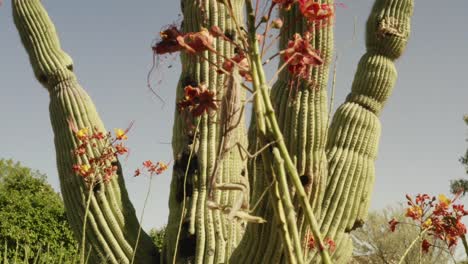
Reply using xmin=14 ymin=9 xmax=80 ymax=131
xmin=0 ymin=159 xmax=77 ymax=262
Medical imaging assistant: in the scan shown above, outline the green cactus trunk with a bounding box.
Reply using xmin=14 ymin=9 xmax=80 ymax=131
xmin=232 ymin=0 xmax=413 ymax=263
xmin=316 ymin=1 xmax=413 ymax=262
xmin=163 ymin=1 xmax=247 ymax=263
xmin=12 ymin=0 xmax=158 ymax=263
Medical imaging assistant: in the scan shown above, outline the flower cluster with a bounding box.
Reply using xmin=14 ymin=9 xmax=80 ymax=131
xmin=177 ymin=84 xmax=218 ymax=117
xmin=71 ymin=125 xmax=130 ymax=185
xmin=220 ymin=52 xmax=252 ymax=81
xmin=134 ymin=160 xmax=169 ymax=177
xmin=298 ymin=0 xmax=335 ymax=25
xmin=306 ymin=234 xmax=336 ymax=252
xmin=153 ymin=26 xmax=215 ymax=55
xmin=281 ymin=32 xmax=323 ymax=78
xmin=273 ymin=0 xmax=335 ymax=25
xmin=389 ymin=193 xmax=468 ymax=253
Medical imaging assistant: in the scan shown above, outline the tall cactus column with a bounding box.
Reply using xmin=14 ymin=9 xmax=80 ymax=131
xmin=233 ymin=0 xmax=413 ymax=263
xmin=163 ymin=0 xmax=247 ymax=263
xmin=12 ymin=0 xmax=158 ymax=263
xmin=316 ymin=0 xmax=414 ymax=262
xmin=231 ymin=1 xmax=334 ymax=262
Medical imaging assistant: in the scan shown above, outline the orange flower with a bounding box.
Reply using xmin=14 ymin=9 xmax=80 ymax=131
xmin=156 ymin=162 xmax=169 ymax=175
xmin=406 ymin=205 xmax=423 ymax=220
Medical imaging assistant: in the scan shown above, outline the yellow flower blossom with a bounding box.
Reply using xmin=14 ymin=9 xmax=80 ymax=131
xmin=76 ymin=127 xmax=89 ymax=139
xmin=80 ymin=164 xmax=91 ymax=173
xmin=423 ymin=218 xmax=432 ymax=228
xmin=115 ymin=128 xmax=128 ymax=140
xmin=438 ymin=194 xmax=451 ymax=205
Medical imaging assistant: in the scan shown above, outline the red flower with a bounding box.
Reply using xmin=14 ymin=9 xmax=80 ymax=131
xmin=92 ymin=131 xmax=105 ymax=140
xmin=134 ymin=169 xmax=141 ymax=177
xmin=220 ymin=53 xmax=252 ymax=81
xmin=143 ymin=160 xmax=153 ymax=168
xmin=177 ymin=84 xmax=218 ymax=117
xmin=179 ymin=28 xmax=215 ymax=54
xmin=153 ymin=27 xmax=214 ymax=55
xmin=298 ymin=0 xmax=335 ymax=24
xmin=153 ymin=26 xmax=184 ymax=54
xmin=324 ymin=237 xmax=336 ymax=252
xmin=415 ymin=193 xmax=431 ymax=204
xmin=388 ymin=218 xmax=399 ymax=232
xmin=422 ymin=239 xmax=431 ymax=253
xmin=282 ymin=33 xmax=323 ymax=78
xmin=74 ymin=146 xmax=86 ymax=156
xmin=307 ymin=235 xmax=315 ymax=250
xmin=114 ymin=143 xmax=128 ymax=155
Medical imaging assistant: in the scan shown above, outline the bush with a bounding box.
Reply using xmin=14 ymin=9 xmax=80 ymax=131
xmin=0 ymin=159 xmax=77 ymax=261
xmin=149 ymin=226 xmax=166 ymax=253
xmin=351 ymin=206 xmax=451 ymax=264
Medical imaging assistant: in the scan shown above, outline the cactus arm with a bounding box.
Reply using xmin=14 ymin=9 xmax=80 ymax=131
xmin=164 ymin=1 xmax=247 ymax=263
xmin=12 ymin=0 xmax=158 ymax=263
xmin=318 ymin=0 xmax=414 ymax=260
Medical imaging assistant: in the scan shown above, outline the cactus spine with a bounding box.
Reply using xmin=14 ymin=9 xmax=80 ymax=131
xmin=163 ymin=1 xmax=247 ymax=263
xmin=12 ymin=0 xmax=157 ymax=263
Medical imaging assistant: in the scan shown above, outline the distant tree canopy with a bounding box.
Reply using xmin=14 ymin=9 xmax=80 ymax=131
xmin=450 ymin=115 xmax=468 ymax=195
xmin=351 ymin=206 xmax=451 ymax=264
xmin=0 ymin=159 xmax=77 ymax=261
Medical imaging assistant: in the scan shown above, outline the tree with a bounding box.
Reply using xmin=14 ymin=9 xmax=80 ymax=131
xmin=148 ymin=226 xmax=166 ymax=253
xmin=11 ymin=0 xmax=414 ymax=263
xmin=351 ymin=206 xmax=451 ymax=264
xmin=450 ymin=115 xmax=468 ymax=195
xmin=0 ymin=159 xmax=77 ymax=261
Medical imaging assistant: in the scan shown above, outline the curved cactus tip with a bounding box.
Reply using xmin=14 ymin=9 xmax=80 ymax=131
xmin=12 ymin=0 xmax=75 ymax=89
xmin=366 ymin=0 xmax=414 ymax=60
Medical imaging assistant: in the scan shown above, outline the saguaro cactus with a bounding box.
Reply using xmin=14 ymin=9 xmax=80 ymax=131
xmin=12 ymin=0 xmax=157 ymax=263
xmin=163 ymin=1 xmax=248 ymax=263
xmin=13 ymin=0 xmax=413 ymax=263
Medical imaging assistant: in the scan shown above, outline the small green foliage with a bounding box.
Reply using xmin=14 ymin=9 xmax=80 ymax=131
xmin=0 ymin=159 xmax=77 ymax=262
xmin=149 ymin=226 xmax=166 ymax=252
xmin=450 ymin=116 xmax=468 ymax=195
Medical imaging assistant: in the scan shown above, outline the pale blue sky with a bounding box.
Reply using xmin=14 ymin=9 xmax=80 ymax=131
xmin=0 ymin=0 xmax=467 ymax=231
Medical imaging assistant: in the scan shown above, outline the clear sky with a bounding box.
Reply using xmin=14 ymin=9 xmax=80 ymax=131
xmin=0 ymin=0 xmax=467 ymax=232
